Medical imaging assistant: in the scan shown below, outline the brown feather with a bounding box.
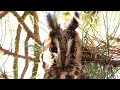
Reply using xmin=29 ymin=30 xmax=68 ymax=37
xmin=42 ymin=12 xmax=88 ymax=79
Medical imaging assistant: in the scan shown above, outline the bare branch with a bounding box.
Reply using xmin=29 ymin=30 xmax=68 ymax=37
xmin=81 ymin=46 xmax=120 ymax=67
xmin=0 ymin=45 xmax=34 ymax=61
xmin=0 ymin=11 xmax=9 ymax=19
xmin=13 ymin=11 xmax=29 ymax=79
xmin=30 ymin=11 xmax=41 ymax=79
xmin=30 ymin=11 xmax=40 ymax=40
xmin=11 ymin=11 xmax=42 ymax=45
xmin=20 ymin=34 xmax=30 ymax=79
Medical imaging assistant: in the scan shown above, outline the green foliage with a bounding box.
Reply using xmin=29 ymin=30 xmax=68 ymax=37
xmin=81 ymin=11 xmax=120 ymax=79
xmin=87 ymin=63 xmax=120 ymax=79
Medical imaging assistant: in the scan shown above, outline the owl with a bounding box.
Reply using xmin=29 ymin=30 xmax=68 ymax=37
xmin=40 ymin=11 xmax=88 ymax=79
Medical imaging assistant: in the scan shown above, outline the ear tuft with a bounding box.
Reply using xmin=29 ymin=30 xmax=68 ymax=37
xmin=67 ymin=11 xmax=79 ymax=30
xmin=46 ymin=13 xmax=59 ymax=30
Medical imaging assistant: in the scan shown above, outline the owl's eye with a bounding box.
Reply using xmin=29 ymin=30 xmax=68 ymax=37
xmin=49 ymin=45 xmax=58 ymax=53
xmin=71 ymin=47 xmax=77 ymax=53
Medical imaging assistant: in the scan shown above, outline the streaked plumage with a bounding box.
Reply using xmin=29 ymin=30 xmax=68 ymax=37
xmin=41 ymin=12 xmax=88 ymax=79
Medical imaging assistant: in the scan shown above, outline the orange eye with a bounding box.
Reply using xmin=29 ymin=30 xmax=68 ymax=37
xmin=49 ymin=45 xmax=58 ymax=53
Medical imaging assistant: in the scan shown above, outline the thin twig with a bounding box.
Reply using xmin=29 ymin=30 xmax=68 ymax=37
xmin=0 ymin=45 xmax=34 ymax=61
xmin=20 ymin=34 xmax=30 ymax=79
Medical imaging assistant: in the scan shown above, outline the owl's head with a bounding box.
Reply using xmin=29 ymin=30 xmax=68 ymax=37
xmin=42 ymin=12 xmax=81 ymax=69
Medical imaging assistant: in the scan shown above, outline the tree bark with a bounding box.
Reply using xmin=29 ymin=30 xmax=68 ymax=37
xmin=13 ymin=11 xmax=29 ymax=79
